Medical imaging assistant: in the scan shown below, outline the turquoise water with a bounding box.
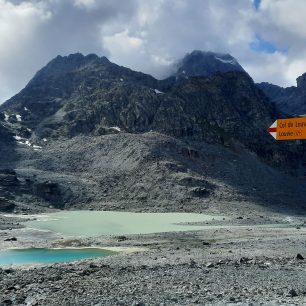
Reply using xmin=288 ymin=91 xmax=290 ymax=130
xmin=27 ymin=211 xmax=224 ymax=237
xmin=0 ymin=248 xmax=115 ymax=265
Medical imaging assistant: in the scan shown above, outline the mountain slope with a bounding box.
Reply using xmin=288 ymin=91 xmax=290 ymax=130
xmin=1 ymin=131 xmax=305 ymax=214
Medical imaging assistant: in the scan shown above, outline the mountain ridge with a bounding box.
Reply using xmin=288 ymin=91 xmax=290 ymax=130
xmin=258 ymin=72 xmax=306 ymax=115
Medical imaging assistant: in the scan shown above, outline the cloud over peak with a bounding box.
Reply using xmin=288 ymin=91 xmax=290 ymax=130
xmin=1 ymin=0 xmax=306 ymax=102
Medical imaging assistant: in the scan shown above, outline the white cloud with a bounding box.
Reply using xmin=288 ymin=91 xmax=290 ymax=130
xmin=1 ymin=0 xmax=306 ymax=102
xmin=102 ymin=0 xmax=255 ymax=78
xmin=0 ymin=0 xmax=51 ymax=102
xmin=250 ymin=0 xmax=306 ymax=85
xmin=0 ymin=0 xmax=136 ymax=103
xmin=74 ymin=0 xmax=96 ymax=10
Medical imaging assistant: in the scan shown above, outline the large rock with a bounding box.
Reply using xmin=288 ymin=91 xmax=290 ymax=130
xmin=191 ymin=187 xmax=210 ymax=198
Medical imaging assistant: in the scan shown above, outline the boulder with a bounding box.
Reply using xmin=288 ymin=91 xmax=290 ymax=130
xmin=191 ymin=187 xmax=210 ymax=198
xmin=296 ymin=253 xmax=304 ymax=260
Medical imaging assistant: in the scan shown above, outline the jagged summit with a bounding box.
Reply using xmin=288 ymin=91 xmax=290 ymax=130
xmin=172 ymin=50 xmax=245 ymax=79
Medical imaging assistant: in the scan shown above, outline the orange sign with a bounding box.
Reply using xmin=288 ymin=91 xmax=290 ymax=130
xmin=268 ymin=118 xmax=306 ymax=140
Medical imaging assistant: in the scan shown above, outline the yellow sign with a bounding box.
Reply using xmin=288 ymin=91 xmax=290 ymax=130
xmin=268 ymin=118 xmax=306 ymax=140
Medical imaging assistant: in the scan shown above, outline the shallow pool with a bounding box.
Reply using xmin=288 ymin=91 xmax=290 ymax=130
xmin=26 ymin=211 xmax=224 ymax=237
xmin=0 ymin=248 xmax=115 ymax=265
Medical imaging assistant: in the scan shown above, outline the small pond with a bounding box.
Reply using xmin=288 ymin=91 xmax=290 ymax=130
xmin=0 ymin=248 xmax=115 ymax=265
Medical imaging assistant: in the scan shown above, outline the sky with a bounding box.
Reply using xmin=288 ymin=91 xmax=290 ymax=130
xmin=1 ymin=0 xmax=306 ymax=103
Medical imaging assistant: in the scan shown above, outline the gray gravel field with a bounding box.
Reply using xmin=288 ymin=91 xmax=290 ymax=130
xmin=1 ymin=214 xmax=306 ymax=306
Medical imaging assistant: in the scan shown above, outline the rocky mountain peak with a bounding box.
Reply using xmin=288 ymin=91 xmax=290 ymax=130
xmin=173 ymin=50 xmax=245 ymax=78
xmin=297 ymin=73 xmax=306 ymax=92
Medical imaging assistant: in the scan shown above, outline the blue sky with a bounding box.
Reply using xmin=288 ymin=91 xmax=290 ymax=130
xmin=250 ymin=35 xmax=288 ymax=54
xmin=254 ymin=0 xmax=261 ymax=10
xmin=251 ymin=1 xmax=283 ymax=54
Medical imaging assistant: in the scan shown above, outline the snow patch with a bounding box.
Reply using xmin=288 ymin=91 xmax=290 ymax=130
xmin=16 ymin=114 xmax=22 ymax=122
xmin=43 ymin=138 xmax=47 ymax=142
xmin=214 ymin=56 xmax=238 ymax=66
xmin=13 ymin=135 xmax=42 ymax=150
xmin=24 ymin=107 xmax=29 ymax=111
xmin=13 ymin=135 xmax=22 ymax=141
xmin=120 ymin=78 xmax=124 ymax=82
xmin=27 ymin=128 xmax=32 ymax=132
xmin=4 ymin=113 xmax=9 ymax=122
xmin=154 ymin=89 xmax=164 ymax=94
xmin=110 ymin=126 xmax=121 ymax=132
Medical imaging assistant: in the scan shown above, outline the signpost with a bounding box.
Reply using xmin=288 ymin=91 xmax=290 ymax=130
xmin=268 ymin=118 xmax=306 ymax=140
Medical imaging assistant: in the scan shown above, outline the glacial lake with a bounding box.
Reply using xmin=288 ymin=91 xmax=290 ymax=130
xmin=0 ymin=248 xmax=115 ymax=265
xmin=26 ymin=211 xmax=224 ymax=237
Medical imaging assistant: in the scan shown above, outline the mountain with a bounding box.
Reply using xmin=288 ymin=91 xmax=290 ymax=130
xmin=258 ymin=73 xmax=306 ymax=115
xmin=0 ymin=53 xmax=274 ymax=152
xmin=0 ymin=53 xmax=285 ymax=163
xmin=0 ymin=51 xmax=306 ymax=213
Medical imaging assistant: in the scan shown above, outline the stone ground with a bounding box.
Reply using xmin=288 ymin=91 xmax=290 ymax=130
xmin=1 ymin=213 xmax=306 ymax=305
